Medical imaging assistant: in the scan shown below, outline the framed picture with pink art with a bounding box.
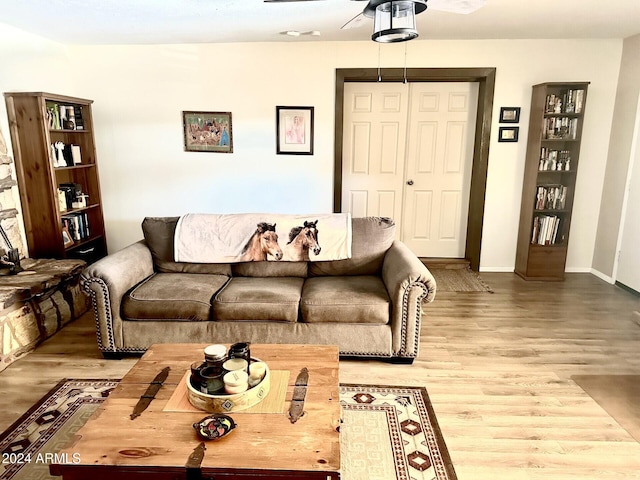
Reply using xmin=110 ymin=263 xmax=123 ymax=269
xmin=182 ymin=111 xmax=233 ymax=153
xmin=276 ymin=106 xmax=314 ymax=155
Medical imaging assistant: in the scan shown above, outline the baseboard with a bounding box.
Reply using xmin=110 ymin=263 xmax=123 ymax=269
xmin=478 ymin=267 xmax=514 ymax=273
xmin=589 ymin=268 xmax=615 ymax=284
xmin=565 ymin=267 xmax=592 ymax=273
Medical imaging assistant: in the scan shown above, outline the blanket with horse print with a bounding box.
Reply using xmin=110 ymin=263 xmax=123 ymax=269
xmin=174 ymin=213 xmax=352 ymax=263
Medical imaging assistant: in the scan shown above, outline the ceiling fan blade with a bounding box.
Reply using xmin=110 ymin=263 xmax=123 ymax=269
xmin=341 ymin=12 xmax=367 ymax=29
xmin=426 ymin=0 xmax=486 ymax=14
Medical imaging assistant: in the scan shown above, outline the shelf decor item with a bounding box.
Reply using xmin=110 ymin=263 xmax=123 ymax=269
xmin=3 ymin=92 xmax=107 ymax=264
xmin=182 ymin=111 xmax=233 ymax=153
xmin=499 ymin=106 xmax=521 ymax=123
xmin=276 ymin=106 xmax=314 ymax=155
xmin=515 ymin=82 xmax=589 ymax=280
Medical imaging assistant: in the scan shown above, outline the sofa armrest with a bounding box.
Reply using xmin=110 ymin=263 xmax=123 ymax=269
xmin=81 ymin=240 xmax=154 ymax=352
xmin=382 ymin=240 xmax=437 ymax=359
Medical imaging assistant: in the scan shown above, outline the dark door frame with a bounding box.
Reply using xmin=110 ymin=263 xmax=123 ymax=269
xmin=333 ymin=67 xmax=496 ymax=271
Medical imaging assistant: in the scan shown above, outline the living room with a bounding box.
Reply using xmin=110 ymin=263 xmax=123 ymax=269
xmin=1 ymin=1 xmax=640 ymax=479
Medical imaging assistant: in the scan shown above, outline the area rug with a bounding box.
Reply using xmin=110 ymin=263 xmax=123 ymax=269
xmin=430 ymin=266 xmax=493 ymax=293
xmin=572 ymin=374 xmax=640 ymax=443
xmin=0 ymin=380 xmax=456 ymax=480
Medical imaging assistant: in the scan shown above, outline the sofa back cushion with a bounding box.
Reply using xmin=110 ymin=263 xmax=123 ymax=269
xmin=232 ymin=261 xmax=308 ymax=278
xmin=308 ymin=217 xmax=395 ymax=276
xmin=142 ymin=217 xmax=232 ymax=275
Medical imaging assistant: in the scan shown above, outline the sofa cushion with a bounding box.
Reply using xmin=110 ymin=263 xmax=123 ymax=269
xmin=142 ymin=217 xmax=232 ymax=275
xmin=232 ymin=261 xmax=308 ymax=278
xmin=122 ymin=273 xmax=229 ymax=321
xmin=300 ymin=276 xmax=390 ymax=325
xmin=213 ymin=277 xmax=304 ymax=322
xmin=308 ymin=217 xmax=395 ymax=277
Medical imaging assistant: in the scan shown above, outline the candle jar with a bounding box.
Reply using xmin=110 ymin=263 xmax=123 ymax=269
xmin=223 ymin=370 xmax=249 ymax=394
xmin=223 ymin=358 xmax=248 ymax=373
xmin=248 ymin=361 xmax=267 ymax=388
xmin=200 ymin=366 xmax=225 ymax=395
xmin=204 ymin=344 xmax=227 ymax=367
xmin=228 ymin=342 xmax=251 ymax=373
xmin=190 ymin=361 xmax=205 ymax=390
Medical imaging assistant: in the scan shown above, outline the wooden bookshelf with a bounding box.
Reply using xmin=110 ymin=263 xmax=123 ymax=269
xmin=515 ymin=82 xmax=589 ymax=281
xmin=4 ymin=92 xmax=107 ymax=264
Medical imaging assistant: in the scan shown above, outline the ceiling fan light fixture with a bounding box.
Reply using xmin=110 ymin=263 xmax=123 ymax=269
xmin=366 ymin=0 xmax=427 ymax=43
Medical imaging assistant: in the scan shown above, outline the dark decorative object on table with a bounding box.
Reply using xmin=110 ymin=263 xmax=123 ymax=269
xmin=193 ymin=414 xmax=237 ymax=440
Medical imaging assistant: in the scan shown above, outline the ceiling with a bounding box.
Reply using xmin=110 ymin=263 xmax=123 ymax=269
xmin=0 ymin=0 xmax=639 ymax=45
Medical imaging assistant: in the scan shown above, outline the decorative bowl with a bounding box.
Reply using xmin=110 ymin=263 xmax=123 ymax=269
xmin=186 ymin=359 xmax=270 ymax=413
xmin=192 ymin=414 xmax=237 ymax=440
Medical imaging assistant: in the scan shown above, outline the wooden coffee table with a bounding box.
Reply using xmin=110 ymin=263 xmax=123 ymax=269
xmin=50 ymin=343 xmax=341 ymax=479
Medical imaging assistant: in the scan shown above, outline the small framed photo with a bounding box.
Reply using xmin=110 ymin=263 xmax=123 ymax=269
xmin=498 ymin=126 xmax=519 ymax=142
xmin=182 ymin=111 xmax=233 ymax=153
xmin=62 ymin=227 xmax=74 ymax=247
xmin=276 ymin=106 xmax=314 ymax=155
xmin=499 ymin=107 xmax=521 ymax=123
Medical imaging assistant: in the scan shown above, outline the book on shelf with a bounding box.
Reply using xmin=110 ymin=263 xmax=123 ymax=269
xmin=531 ymin=215 xmax=562 ymax=245
xmin=539 ymin=148 xmax=571 ymax=171
xmin=71 ymin=145 xmax=82 ymax=164
xmin=535 ymin=184 xmax=567 ymax=210
xmin=545 ymin=89 xmax=585 ymax=114
xmin=62 ymin=212 xmax=90 ymax=242
xmin=73 ymin=105 xmax=85 ymax=130
xmin=543 ymin=117 xmax=579 ymax=140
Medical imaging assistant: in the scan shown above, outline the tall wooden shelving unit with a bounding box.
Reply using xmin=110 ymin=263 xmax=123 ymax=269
xmin=515 ymin=82 xmax=589 ymax=281
xmin=4 ymin=92 xmax=107 ymax=263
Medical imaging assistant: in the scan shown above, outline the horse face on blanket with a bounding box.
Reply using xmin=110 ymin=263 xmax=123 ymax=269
xmin=241 ymin=222 xmax=283 ymax=261
xmin=283 ymin=220 xmax=321 ymax=261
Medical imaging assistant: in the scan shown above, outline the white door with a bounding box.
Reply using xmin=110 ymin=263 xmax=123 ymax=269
xmin=341 ymin=82 xmax=409 ymax=224
xmin=616 ymin=97 xmax=640 ymax=292
xmin=342 ymin=82 xmax=477 ymax=257
xmin=402 ymin=82 xmax=478 ymax=257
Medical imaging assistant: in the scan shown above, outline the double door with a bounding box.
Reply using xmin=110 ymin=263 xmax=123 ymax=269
xmin=341 ymin=82 xmax=478 ymax=257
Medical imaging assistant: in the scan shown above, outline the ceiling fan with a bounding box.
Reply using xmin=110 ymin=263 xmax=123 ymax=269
xmin=264 ymin=0 xmax=486 ymax=42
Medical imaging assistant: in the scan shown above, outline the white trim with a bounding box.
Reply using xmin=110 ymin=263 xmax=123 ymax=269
xmin=565 ymin=267 xmax=592 ymax=273
xmin=590 ymin=268 xmax=615 ymax=284
xmin=612 ymin=92 xmax=640 ymax=282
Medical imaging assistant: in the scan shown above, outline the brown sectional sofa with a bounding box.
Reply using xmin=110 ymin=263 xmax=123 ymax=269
xmin=82 ymin=216 xmax=436 ymax=362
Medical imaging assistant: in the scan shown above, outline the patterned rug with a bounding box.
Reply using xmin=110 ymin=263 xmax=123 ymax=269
xmin=0 ymin=380 xmax=457 ymax=480
xmin=430 ymin=267 xmax=493 ymax=293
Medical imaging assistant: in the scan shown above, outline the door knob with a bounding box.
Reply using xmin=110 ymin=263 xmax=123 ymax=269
xmin=406 ymin=180 xmax=414 ymax=186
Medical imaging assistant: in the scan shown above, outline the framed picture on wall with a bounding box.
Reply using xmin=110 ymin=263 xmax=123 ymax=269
xmin=276 ymin=106 xmax=314 ymax=155
xmin=182 ymin=111 xmax=233 ymax=153
xmin=498 ymin=126 xmax=519 ymax=142
xmin=499 ymin=107 xmax=521 ymax=123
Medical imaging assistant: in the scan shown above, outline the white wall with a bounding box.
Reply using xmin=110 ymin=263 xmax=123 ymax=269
xmin=592 ymin=34 xmax=640 ymax=281
xmin=0 ymin=31 xmax=624 ymax=272
xmin=0 ymin=24 xmax=76 ymax=257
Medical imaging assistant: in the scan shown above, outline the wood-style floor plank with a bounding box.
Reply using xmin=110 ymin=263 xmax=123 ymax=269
xmin=1 ymin=272 xmax=640 ymax=479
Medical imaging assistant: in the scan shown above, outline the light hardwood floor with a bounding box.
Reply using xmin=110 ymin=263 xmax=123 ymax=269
xmin=1 ymin=272 xmax=640 ymax=479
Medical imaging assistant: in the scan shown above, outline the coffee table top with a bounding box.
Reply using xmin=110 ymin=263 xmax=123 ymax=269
xmin=51 ymin=343 xmax=340 ymax=479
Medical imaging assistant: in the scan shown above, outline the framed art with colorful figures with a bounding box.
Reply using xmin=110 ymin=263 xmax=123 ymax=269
xmin=183 ymin=111 xmax=233 ymax=153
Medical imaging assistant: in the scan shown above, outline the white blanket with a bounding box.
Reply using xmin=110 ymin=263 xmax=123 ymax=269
xmin=174 ymin=213 xmax=352 ymax=263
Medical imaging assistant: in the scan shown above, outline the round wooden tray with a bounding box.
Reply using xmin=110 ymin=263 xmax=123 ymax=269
xmin=186 ymin=361 xmax=271 ymax=413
